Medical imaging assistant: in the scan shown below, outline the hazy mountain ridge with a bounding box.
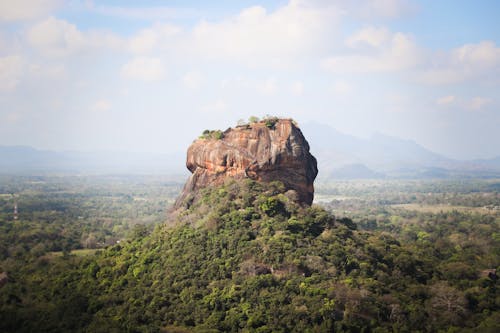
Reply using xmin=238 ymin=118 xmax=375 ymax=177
xmin=472 ymin=156 xmax=500 ymax=169
xmin=2 ymin=122 xmax=500 ymax=178
xmin=300 ymin=122 xmax=500 ymax=179
xmin=0 ymin=145 xmax=186 ymax=175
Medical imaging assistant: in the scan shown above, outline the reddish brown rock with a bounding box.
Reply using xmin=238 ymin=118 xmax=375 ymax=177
xmin=174 ymin=118 xmax=318 ymax=208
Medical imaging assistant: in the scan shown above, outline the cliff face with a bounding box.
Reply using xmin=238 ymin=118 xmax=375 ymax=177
xmin=174 ymin=119 xmax=318 ymax=208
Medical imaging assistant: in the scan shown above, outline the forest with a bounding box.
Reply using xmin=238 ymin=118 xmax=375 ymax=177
xmin=0 ymin=176 xmax=498 ymax=332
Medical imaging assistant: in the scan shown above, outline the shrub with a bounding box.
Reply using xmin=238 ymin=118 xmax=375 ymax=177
xmin=260 ymin=197 xmax=286 ymax=217
xmin=248 ymin=116 xmax=260 ymax=123
xmin=200 ymin=130 xmax=224 ymax=140
xmin=264 ymin=117 xmax=279 ymax=129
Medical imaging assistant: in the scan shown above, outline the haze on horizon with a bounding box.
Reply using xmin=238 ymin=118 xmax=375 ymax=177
xmin=0 ymin=0 xmax=499 ymax=160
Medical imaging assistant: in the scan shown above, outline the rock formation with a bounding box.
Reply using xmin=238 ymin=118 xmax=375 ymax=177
xmin=174 ymin=118 xmax=318 ymax=208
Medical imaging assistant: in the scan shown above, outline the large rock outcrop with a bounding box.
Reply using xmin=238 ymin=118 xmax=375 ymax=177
xmin=174 ymin=118 xmax=318 ymax=208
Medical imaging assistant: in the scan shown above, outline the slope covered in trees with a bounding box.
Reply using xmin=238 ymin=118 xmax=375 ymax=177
xmin=1 ymin=179 xmax=498 ymax=332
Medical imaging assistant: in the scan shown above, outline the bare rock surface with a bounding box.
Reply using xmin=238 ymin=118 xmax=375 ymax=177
xmin=174 ymin=118 xmax=318 ymax=208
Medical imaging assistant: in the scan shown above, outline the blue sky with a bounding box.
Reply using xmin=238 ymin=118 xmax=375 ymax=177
xmin=0 ymin=0 xmax=499 ymax=159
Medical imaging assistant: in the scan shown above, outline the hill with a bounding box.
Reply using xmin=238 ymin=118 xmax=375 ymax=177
xmin=0 ymin=119 xmax=498 ymax=332
xmin=1 ymin=179 xmax=498 ymax=332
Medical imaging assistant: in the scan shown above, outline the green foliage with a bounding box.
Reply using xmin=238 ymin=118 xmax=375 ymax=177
xmin=263 ymin=116 xmax=279 ymax=129
xmin=337 ymin=217 xmax=357 ymax=230
xmin=0 ymin=177 xmax=499 ymax=332
xmin=238 ymin=116 xmax=283 ymax=129
xmin=0 ymin=176 xmax=177 ymax=262
xmin=248 ymin=116 xmax=259 ymax=123
xmin=199 ymin=130 xmax=224 ymax=140
xmin=259 ymin=197 xmax=286 ymax=217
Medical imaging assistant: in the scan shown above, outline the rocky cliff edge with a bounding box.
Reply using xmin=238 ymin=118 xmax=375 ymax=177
xmin=174 ymin=118 xmax=318 ymax=208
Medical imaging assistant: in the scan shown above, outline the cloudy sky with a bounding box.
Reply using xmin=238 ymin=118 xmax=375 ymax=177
xmin=0 ymin=0 xmax=499 ymax=160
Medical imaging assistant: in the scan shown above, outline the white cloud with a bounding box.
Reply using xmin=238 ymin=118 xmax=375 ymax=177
xmin=436 ymin=95 xmax=456 ymax=106
xmin=190 ymin=1 xmax=340 ymax=67
xmin=29 ymin=63 xmax=67 ymax=79
xmin=182 ymin=71 xmax=203 ymax=89
xmin=346 ymin=26 xmax=391 ymax=48
xmin=435 ymin=95 xmax=492 ymax=111
xmin=26 ymin=17 xmax=85 ymax=57
xmin=467 ymin=97 xmax=491 ymax=111
xmin=128 ymin=24 xmax=180 ymax=54
xmin=258 ymin=78 xmax=278 ymax=95
xmin=89 ymin=1 xmax=341 ymax=68
xmin=0 ymin=55 xmax=23 ymax=92
xmin=121 ymin=57 xmax=166 ymax=81
xmin=128 ymin=29 xmax=158 ymax=54
xmin=290 ymin=81 xmax=304 ymax=95
xmin=90 ymin=99 xmax=112 ymax=113
xmin=26 ymin=17 xmax=123 ymax=57
xmin=323 ymin=29 xmax=420 ymax=73
xmin=0 ymin=0 xmax=63 ymax=22
xmin=454 ymin=41 xmax=500 ymax=67
xmin=323 ymin=27 xmax=499 ymax=88
xmin=420 ymin=41 xmax=500 ymax=85
xmin=91 ymin=0 xmax=344 ymax=70
xmin=323 ymin=26 xmax=500 ymax=87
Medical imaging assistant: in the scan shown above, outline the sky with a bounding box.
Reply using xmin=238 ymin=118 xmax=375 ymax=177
xmin=0 ymin=0 xmax=499 ymax=160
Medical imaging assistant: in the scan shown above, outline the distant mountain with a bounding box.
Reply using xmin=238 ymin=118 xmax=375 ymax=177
xmin=0 ymin=146 xmax=62 ymax=172
xmin=331 ymin=164 xmax=386 ymax=179
xmin=2 ymin=123 xmax=500 ymax=179
xmin=300 ymin=122 xmax=500 ymax=179
xmin=473 ymin=156 xmax=500 ymax=169
xmin=0 ymin=146 xmax=186 ymax=175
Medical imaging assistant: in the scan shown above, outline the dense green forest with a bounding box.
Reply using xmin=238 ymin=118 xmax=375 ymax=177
xmin=0 ymin=175 xmax=182 ymax=258
xmin=0 ymin=176 xmax=499 ymax=332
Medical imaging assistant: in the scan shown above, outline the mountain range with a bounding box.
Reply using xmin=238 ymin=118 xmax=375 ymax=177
xmin=300 ymin=122 xmax=500 ymax=179
xmin=0 ymin=146 xmax=186 ymax=175
xmin=1 ymin=122 xmax=499 ymax=179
